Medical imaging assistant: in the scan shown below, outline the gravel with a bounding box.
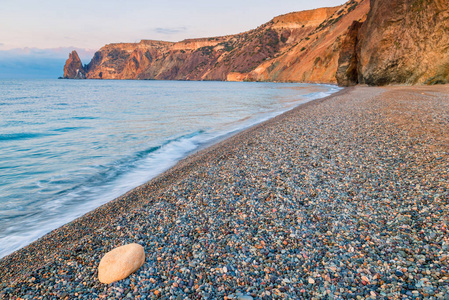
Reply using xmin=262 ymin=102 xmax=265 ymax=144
xmin=1 ymin=85 xmax=448 ymax=299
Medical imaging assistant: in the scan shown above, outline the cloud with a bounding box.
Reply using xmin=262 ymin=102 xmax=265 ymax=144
xmin=153 ymin=27 xmax=187 ymax=35
xmin=0 ymin=46 xmax=98 ymax=79
xmin=0 ymin=47 xmax=96 ymax=62
xmin=0 ymin=43 xmax=4 ymax=46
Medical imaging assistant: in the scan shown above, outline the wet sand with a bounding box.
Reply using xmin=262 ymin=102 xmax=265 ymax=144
xmin=1 ymin=86 xmax=448 ymax=299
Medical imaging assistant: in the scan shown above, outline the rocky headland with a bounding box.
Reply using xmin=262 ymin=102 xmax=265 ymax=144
xmin=63 ymin=0 xmax=449 ymax=86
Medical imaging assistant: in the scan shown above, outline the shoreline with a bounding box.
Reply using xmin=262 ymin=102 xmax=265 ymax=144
xmin=0 ymin=86 xmax=348 ymax=285
xmin=1 ymin=85 xmax=448 ymax=298
xmin=0 ymin=81 xmax=339 ymax=261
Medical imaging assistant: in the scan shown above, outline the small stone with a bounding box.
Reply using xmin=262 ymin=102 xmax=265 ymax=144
xmin=395 ymin=270 xmax=404 ymax=277
xmin=237 ymin=296 xmax=254 ymax=300
xmin=361 ymin=276 xmax=370 ymax=284
xmin=98 ymin=243 xmax=145 ymax=284
xmin=308 ymin=277 xmax=315 ymax=284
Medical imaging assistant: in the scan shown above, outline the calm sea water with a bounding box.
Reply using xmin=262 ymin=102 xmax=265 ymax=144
xmin=0 ymin=79 xmax=340 ymax=258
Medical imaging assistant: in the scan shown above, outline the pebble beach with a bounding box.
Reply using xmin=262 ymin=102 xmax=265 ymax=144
xmin=1 ymin=86 xmax=448 ymax=299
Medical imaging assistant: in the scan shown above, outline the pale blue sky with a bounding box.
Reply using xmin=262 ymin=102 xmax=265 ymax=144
xmin=1 ymin=0 xmax=347 ymax=51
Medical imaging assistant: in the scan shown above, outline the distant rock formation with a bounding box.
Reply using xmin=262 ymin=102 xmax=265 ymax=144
xmin=63 ymin=0 xmax=449 ymax=86
xmin=63 ymin=51 xmax=86 ymax=79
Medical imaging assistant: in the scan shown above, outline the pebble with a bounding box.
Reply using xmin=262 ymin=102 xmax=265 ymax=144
xmin=237 ymin=296 xmax=254 ymax=300
xmin=98 ymin=243 xmax=145 ymax=284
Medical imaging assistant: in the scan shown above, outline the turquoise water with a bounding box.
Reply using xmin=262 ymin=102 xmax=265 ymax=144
xmin=0 ymin=79 xmax=340 ymax=258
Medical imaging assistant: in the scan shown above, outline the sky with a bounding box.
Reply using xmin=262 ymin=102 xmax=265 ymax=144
xmin=0 ymin=0 xmax=347 ymax=78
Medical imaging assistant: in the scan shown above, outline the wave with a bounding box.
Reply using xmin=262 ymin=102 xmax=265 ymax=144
xmin=51 ymin=126 xmax=91 ymax=133
xmin=0 ymin=131 xmax=209 ymax=258
xmin=0 ymin=132 xmax=56 ymax=142
xmin=0 ymin=83 xmax=342 ymax=259
xmin=71 ymin=116 xmax=98 ymax=120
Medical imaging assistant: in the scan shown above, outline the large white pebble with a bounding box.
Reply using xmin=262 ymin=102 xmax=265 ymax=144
xmin=98 ymin=243 xmax=145 ymax=284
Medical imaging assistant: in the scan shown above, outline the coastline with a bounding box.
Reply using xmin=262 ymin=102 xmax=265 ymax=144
xmin=1 ymin=85 xmax=448 ymax=298
xmin=0 ymin=81 xmax=340 ymax=261
xmin=0 ymin=86 xmax=347 ymax=285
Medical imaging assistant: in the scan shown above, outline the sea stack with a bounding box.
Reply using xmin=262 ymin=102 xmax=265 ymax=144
xmin=63 ymin=50 xmax=86 ymax=79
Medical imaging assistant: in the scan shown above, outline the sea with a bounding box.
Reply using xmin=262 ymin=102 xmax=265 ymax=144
xmin=0 ymin=79 xmax=340 ymax=258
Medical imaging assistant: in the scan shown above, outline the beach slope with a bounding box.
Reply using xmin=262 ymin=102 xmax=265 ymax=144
xmin=1 ymin=86 xmax=448 ymax=298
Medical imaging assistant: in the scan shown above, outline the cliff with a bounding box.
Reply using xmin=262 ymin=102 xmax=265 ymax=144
xmin=247 ymin=0 xmax=369 ymax=83
xmin=64 ymin=0 xmax=449 ymax=86
xmin=336 ymin=21 xmax=363 ymax=86
xmin=337 ymin=0 xmax=449 ymax=86
xmin=357 ymin=0 xmax=449 ymax=85
xmin=64 ymin=0 xmax=369 ymax=83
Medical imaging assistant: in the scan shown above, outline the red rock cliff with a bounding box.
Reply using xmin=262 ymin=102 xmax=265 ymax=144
xmin=67 ymin=0 xmax=369 ymax=83
xmin=64 ymin=0 xmax=449 ymax=86
xmin=248 ymin=0 xmax=369 ymax=83
xmin=337 ymin=0 xmax=449 ymax=85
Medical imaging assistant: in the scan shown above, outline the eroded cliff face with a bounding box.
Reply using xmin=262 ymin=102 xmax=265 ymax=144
xmin=64 ymin=0 xmax=369 ymax=83
xmin=64 ymin=0 xmax=448 ymax=85
xmin=63 ymin=51 xmax=85 ymax=79
xmin=336 ymin=21 xmax=363 ymax=86
xmin=81 ymin=20 xmax=306 ymax=81
xmin=336 ymin=0 xmax=449 ymax=86
xmin=248 ymin=0 xmax=369 ymax=83
xmin=356 ymin=0 xmax=449 ymax=85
